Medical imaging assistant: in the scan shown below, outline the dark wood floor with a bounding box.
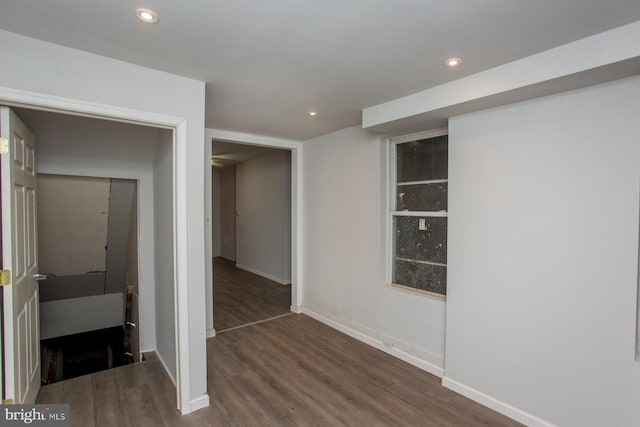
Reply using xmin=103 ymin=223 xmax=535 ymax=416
xmin=36 ymin=352 xmax=186 ymax=427
xmin=41 ymin=326 xmax=126 ymax=385
xmin=37 ymin=314 xmax=522 ymax=427
xmin=213 ymin=257 xmax=291 ymax=332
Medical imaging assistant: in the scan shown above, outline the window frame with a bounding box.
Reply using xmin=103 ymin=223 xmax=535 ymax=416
xmin=386 ymin=128 xmax=448 ymax=300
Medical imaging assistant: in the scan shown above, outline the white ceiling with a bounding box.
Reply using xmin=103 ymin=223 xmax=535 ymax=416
xmin=1 ymin=1 xmax=639 ymax=141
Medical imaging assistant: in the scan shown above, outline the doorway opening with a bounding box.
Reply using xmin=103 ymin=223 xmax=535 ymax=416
xmin=2 ymin=105 xmax=176 ymax=398
xmin=211 ymin=141 xmax=292 ymax=332
xmin=36 ymin=173 xmax=138 ymax=384
xmin=0 ymin=78 xmax=196 ymax=410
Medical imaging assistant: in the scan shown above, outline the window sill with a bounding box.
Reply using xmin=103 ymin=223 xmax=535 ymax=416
xmin=386 ymin=282 xmax=446 ymax=302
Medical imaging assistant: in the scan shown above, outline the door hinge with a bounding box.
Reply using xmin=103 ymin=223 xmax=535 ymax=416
xmin=0 ymin=137 xmax=8 ymax=155
xmin=2 ymin=399 xmax=14 ymax=404
xmin=0 ymin=270 xmax=10 ymax=286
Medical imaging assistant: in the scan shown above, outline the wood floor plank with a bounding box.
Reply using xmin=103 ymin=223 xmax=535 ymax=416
xmin=259 ymin=318 xmax=461 ymax=424
xmin=35 ymin=381 xmax=63 ymax=404
xmin=90 ymin=368 xmax=131 ymax=427
xmin=121 ymin=384 xmax=167 ymax=427
xmin=213 ymin=257 xmax=291 ymax=331
xmin=216 ymin=320 xmax=441 ymax=426
xmin=38 ymin=307 xmax=523 ymax=426
xmin=210 ymin=337 xmax=352 ymax=426
xmin=206 ymin=364 xmax=266 ymax=427
xmin=206 ymin=338 xmax=247 ymax=379
xmin=61 ymin=375 xmax=95 ymax=427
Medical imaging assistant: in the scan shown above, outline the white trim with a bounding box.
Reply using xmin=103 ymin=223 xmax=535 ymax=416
xmin=290 ymin=305 xmax=302 ymax=314
xmin=204 ymin=131 xmax=214 ymax=337
xmin=154 ymin=350 xmax=177 ymax=386
xmin=388 ymin=128 xmax=448 ymax=144
xmin=174 ymin=122 xmax=192 ymax=413
xmin=392 ymin=211 xmax=448 ymax=217
xmin=206 ymin=328 xmax=216 ymax=339
xmin=0 ymin=85 xmax=198 ymax=414
xmin=397 ymin=178 xmax=448 ymax=186
xmin=442 ymin=377 xmax=557 ymax=427
xmin=291 ymin=143 xmax=304 ymax=309
xmin=0 ymin=86 xmax=178 ymax=128
xmin=235 ymin=263 xmax=291 ymax=285
xmin=186 ymin=394 xmax=211 ymax=414
xmin=207 ymin=128 xmax=302 ymax=150
xmin=636 ymin=180 xmax=640 ymax=361
xmin=140 ymin=345 xmax=155 ymax=353
xmin=387 ymin=140 xmax=396 ymax=285
xmin=384 ymin=141 xmax=393 ymax=285
xmin=302 ymin=307 xmax=444 ymax=377
xmin=385 ymin=283 xmax=446 ymax=302
xmin=386 ymin=129 xmax=449 ymax=291
xmin=216 ymin=313 xmax=294 ymax=334
xmin=395 ymin=257 xmax=447 ymax=267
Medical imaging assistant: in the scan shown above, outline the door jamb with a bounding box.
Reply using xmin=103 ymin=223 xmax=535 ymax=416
xmin=0 ymin=156 xmax=3 ymax=401
xmin=0 ymin=86 xmax=191 ymax=412
xmin=204 ymin=128 xmax=304 ymax=338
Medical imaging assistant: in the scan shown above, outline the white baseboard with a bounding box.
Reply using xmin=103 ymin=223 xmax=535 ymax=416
xmin=266 ymin=305 xmax=548 ymax=426
xmin=442 ymin=377 xmax=556 ymax=427
xmin=182 ymin=394 xmax=210 ymax=415
xmin=148 ymin=351 xmax=210 ymax=415
xmin=206 ymin=328 xmax=216 ymax=338
xmin=235 ymin=263 xmax=291 ymax=285
xmin=154 ymin=350 xmax=177 ymax=386
xmin=301 ymin=307 xmax=444 ymax=378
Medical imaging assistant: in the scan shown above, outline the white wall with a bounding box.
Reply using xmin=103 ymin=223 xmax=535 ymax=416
xmin=211 ymin=168 xmax=222 ymax=258
xmin=105 ymin=179 xmax=136 ymax=294
xmin=40 ymin=293 xmax=123 ymax=340
xmin=445 ymin=76 xmax=640 ymax=426
xmin=37 ymin=174 xmax=110 ymax=276
xmin=153 ymin=133 xmax=176 ymax=380
xmin=236 ymin=151 xmax=291 ymax=283
xmin=125 ymin=183 xmax=139 ymax=291
xmin=0 ymin=29 xmax=208 ymax=411
xmin=220 ymin=166 xmax=236 ymax=261
xmin=302 ymin=125 xmax=446 ymax=372
xmin=125 ymin=183 xmax=140 ymax=360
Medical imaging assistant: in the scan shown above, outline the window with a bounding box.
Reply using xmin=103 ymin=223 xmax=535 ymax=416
xmin=389 ymin=129 xmax=448 ymax=297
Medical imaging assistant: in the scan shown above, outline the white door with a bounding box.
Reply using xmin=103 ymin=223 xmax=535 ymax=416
xmin=1 ymin=107 xmax=40 ymax=404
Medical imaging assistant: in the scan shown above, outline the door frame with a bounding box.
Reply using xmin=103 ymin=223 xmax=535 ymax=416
xmin=0 ymin=161 xmax=3 ymax=402
xmin=204 ymin=128 xmax=304 ymax=338
xmin=0 ymin=87 xmax=192 ymax=411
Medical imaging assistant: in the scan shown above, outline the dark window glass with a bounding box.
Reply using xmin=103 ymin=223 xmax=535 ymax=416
xmin=392 ymin=134 xmax=447 ymax=295
xmin=393 ymin=216 xmax=447 ymax=265
xmin=396 ymin=182 xmax=447 ymax=212
xmin=396 ymin=135 xmax=447 ymax=183
xmin=393 ymin=260 xmax=447 ymax=295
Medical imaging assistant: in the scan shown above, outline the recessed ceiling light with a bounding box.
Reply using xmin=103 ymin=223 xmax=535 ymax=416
xmin=446 ymin=57 xmax=461 ymax=67
xmin=308 ymin=111 xmax=317 ymax=117
xmin=136 ymin=8 xmax=158 ymax=23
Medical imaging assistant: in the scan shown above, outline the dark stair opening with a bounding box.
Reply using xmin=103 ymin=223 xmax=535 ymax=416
xmin=40 ymin=326 xmax=126 ymax=385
